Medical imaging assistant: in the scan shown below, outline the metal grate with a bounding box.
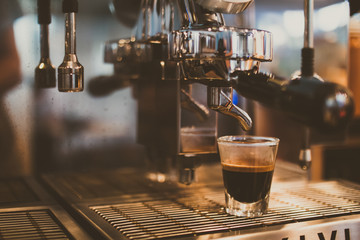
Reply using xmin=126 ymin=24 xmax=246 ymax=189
xmin=91 ymin=181 xmax=360 ymax=240
xmin=0 ymin=210 xmax=73 ymax=240
xmin=0 ymin=179 xmax=38 ymax=204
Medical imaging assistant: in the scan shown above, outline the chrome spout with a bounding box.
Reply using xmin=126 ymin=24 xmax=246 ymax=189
xmin=208 ymin=86 xmax=252 ymax=131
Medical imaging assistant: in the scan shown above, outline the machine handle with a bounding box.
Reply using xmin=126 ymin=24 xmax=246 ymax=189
xmin=232 ymin=72 xmax=354 ymax=132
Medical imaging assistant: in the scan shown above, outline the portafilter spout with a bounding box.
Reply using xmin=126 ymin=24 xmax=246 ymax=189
xmin=208 ymin=86 xmax=252 ymax=131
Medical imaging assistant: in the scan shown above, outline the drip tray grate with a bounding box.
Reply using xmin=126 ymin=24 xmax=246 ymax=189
xmin=91 ymin=181 xmax=360 ymax=240
xmin=0 ymin=210 xmax=72 ymax=240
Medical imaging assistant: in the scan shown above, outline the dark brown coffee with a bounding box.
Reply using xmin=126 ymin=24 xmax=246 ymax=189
xmin=222 ymin=163 xmax=274 ymax=203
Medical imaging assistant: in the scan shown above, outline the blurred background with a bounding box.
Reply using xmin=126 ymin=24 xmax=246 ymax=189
xmin=1 ymin=0 xmax=359 ymax=181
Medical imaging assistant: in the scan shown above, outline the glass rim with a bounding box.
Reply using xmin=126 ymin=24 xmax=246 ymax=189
xmin=217 ymin=135 xmax=279 ymax=146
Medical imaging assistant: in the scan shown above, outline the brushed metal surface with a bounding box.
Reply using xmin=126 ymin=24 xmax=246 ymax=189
xmin=41 ymin=163 xmax=360 ymax=240
xmin=0 ymin=179 xmax=38 ymax=205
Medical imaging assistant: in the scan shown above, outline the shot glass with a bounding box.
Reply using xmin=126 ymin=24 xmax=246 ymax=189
xmin=217 ymin=135 xmax=279 ymax=217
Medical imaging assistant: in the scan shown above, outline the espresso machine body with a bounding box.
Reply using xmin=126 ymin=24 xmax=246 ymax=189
xmin=0 ymin=0 xmax=359 ymax=239
xmin=99 ymin=0 xmax=354 ymax=184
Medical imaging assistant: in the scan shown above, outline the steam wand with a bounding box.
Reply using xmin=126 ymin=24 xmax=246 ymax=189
xmin=35 ymin=0 xmax=56 ymax=88
xmin=298 ymin=0 xmax=314 ymax=171
xmin=58 ymin=0 xmax=84 ymax=92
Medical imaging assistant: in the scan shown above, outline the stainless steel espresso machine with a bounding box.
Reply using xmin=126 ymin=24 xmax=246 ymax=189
xmin=0 ymin=0 xmax=359 ymax=239
xmin=101 ymin=0 xmax=354 ymax=184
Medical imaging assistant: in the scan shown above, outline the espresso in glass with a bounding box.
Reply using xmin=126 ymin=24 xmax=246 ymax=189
xmin=217 ymin=136 xmax=279 ymax=217
xmin=222 ymin=163 xmax=274 ymax=203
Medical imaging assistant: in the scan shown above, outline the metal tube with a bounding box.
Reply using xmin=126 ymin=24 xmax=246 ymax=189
xmin=304 ymin=0 xmax=314 ymax=48
xmin=40 ymin=25 xmax=50 ymax=59
xmin=301 ymin=0 xmax=314 ymax=172
xmin=35 ymin=24 xmax=56 ymax=88
xmin=58 ymin=2 xmax=83 ymax=92
xmin=65 ymin=13 xmax=76 ymax=55
xmin=35 ymin=0 xmax=56 ymax=88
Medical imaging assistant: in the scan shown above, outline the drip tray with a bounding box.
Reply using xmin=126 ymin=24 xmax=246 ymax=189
xmin=0 ymin=209 xmax=72 ymax=240
xmin=90 ymin=181 xmax=360 ymax=240
xmin=42 ymin=166 xmax=360 ymax=240
xmin=0 ymin=178 xmax=92 ymax=240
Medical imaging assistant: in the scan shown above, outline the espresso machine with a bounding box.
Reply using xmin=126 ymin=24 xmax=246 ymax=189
xmin=101 ymin=0 xmax=257 ymax=183
xmin=0 ymin=0 xmax=359 ymax=239
xmin=100 ymin=0 xmax=353 ymax=184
